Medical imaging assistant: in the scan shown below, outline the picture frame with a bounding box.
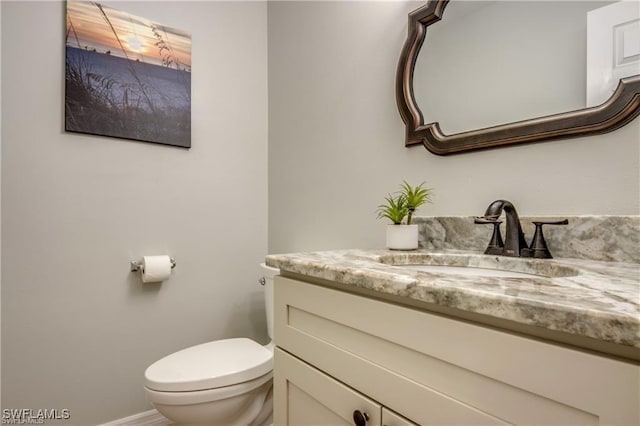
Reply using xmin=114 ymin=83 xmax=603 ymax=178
xmin=65 ymin=1 xmax=192 ymax=148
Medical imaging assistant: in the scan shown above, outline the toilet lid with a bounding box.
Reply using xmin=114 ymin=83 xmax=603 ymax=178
xmin=144 ymin=338 xmax=273 ymax=392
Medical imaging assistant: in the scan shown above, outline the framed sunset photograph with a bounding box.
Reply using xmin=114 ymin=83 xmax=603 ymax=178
xmin=65 ymin=1 xmax=192 ymax=148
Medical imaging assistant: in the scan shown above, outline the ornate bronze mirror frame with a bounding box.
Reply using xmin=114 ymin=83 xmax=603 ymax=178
xmin=396 ymin=0 xmax=640 ymax=155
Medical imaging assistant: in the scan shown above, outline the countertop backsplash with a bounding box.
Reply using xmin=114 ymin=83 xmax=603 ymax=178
xmin=413 ymin=216 xmax=639 ymax=264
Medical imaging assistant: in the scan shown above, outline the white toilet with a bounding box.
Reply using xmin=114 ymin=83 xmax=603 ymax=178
xmin=143 ymin=264 xmax=278 ymax=425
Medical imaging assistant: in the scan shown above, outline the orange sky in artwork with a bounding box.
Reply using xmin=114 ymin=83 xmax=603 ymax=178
xmin=66 ymin=1 xmax=191 ymax=70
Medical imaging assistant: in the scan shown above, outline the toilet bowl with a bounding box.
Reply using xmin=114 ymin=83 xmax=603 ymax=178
xmin=144 ymin=264 xmax=278 ymax=425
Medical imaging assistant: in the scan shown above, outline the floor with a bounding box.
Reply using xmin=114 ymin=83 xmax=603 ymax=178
xmin=100 ymin=409 xmax=171 ymax=426
xmin=137 ymin=412 xmax=172 ymax=426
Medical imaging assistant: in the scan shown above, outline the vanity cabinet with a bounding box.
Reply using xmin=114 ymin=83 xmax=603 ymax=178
xmin=273 ymin=276 xmax=639 ymax=425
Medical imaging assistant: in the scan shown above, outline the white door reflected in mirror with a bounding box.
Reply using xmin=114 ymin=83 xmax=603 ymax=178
xmin=587 ymin=0 xmax=640 ymax=107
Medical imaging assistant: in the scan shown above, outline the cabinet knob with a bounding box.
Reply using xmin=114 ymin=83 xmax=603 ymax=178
xmin=353 ymin=410 xmax=369 ymax=426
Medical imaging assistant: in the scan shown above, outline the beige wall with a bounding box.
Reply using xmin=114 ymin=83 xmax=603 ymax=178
xmin=1 ymin=1 xmax=268 ymax=424
xmin=268 ymin=1 xmax=640 ymax=254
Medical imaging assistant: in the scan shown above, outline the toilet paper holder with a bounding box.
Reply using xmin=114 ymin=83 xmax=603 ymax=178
xmin=130 ymin=257 xmax=177 ymax=272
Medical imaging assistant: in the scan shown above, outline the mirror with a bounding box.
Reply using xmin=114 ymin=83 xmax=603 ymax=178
xmin=396 ymin=0 xmax=640 ymax=155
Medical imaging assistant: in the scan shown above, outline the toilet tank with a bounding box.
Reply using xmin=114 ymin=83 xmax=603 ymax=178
xmin=260 ymin=263 xmax=279 ymax=341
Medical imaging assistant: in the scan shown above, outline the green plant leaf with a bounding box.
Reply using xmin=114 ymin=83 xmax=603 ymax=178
xmin=376 ymin=194 xmax=409 ymax=224
xmin=399 ymin=181 xmax=433 ymax=225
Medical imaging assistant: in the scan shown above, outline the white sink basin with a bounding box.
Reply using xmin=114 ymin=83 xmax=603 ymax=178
xmin=396 ymin=264 xmax=542 ymax=278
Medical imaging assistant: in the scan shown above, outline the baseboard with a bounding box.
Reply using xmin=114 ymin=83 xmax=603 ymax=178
xmin=99 ymin=409 xmax=169 ymax=426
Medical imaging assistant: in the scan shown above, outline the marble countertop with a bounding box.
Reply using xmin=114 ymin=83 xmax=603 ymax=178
xmin=265 ymin=249 xmax=640 ymax=352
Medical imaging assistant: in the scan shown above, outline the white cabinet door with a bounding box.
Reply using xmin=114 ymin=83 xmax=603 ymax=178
xmin=274 ymin=347 xmax=381 ymax=426
xmin=382 ymin=408 xmax=418 ymax=426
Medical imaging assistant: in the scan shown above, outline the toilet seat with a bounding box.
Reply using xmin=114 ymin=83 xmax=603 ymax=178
xmin=145 ymin=370 xmax=272 ymax=406
xmin=144 ymin=338 xmax=273 ymax=392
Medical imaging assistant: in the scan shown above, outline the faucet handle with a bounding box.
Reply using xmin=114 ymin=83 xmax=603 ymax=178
xmin=527 ymin=219 xmax=568 ymax=259
xmin=474 ymin=217 xmax=498 ymax=224
xmin=474 ymin=217 xmax=504 ymax=255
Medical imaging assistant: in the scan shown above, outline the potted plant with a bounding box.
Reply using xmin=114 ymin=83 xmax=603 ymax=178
xmin=377 ymin=181 xmax=432 ymax=250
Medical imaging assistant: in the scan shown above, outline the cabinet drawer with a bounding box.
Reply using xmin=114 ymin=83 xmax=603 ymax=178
xmin=274 ymin=347 xmax=381 ymax=425
xmin=274 ymin=276 xmax=639 ymax=425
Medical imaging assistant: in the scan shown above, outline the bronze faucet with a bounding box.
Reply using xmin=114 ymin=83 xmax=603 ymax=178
xmin=481 ymin=200 xmax=528 ymax=257
xmin=475 ymin=200 xmax=568 ymax=258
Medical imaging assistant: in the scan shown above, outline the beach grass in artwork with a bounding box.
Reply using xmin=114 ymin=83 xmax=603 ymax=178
xmin=65 ymin=1 xmax=191 ymax=148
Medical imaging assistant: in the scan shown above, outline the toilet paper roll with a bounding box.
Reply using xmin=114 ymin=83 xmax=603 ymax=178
xmin=141 ymin=255 xmax=172 ymax=283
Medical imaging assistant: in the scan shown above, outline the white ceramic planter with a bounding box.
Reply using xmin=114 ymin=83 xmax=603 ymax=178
xmin=386 ymin=224 xmax=419 ymax=250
